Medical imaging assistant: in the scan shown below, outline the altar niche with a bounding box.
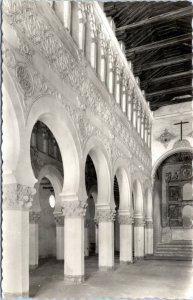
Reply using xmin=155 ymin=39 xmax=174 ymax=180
xmin=153 ymin=151 xmax=193 ymax=246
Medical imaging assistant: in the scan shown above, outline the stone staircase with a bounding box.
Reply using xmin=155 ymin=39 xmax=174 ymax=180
xmin=153 ymin=240 xmax=193 ymax=260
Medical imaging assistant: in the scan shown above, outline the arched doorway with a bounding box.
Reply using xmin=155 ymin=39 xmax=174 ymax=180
xmin=153 ymin=151 xmax=193 ymax=259
xmin=113 ymin=163 xmax=133 ymax=264
xmin=29 ymin=121 xmax=64 ymax=269
xmin=83 ymin=137 xmax=113 ymax=272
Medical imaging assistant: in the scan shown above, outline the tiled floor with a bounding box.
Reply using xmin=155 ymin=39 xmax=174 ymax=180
xmin=30 ymin=256 xmax=193 ymax=299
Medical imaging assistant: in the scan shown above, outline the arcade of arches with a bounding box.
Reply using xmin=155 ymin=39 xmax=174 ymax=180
xmin=2 ymin=1 xmax=193 ymax=299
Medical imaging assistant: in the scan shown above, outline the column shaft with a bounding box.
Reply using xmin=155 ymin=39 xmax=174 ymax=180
xmin=98 ymin=222 xmax=114 ymax=270
xmin=29 ymin=223 xmax=39 ymax=269
xmin=64 ymin=217 xmax=84 ymax=282
xmin=134 ymin=218 xmax=145 ymax=259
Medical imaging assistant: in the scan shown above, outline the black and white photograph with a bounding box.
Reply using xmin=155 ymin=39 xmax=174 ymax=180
xmin=1 ymin=0 xmax=193 ymax=299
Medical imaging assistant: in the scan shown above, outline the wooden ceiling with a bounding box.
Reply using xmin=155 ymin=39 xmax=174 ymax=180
xmin=104 ymin=1 xmax=193 ymax=111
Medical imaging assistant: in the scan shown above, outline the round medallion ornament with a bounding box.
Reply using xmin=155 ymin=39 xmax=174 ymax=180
xmin=16 ymin=63 xmax=33 ymax=96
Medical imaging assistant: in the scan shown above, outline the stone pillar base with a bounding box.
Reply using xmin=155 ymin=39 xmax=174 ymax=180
xmin=64 ymin=275 xmax=85 ymax=284
xmin=120 ymin=260 xmax=133 ymax=265
xmin=3 ymin=291 xmax=29 ymax=298
xmin=29 ymin=264 xmax=38 ymax=270
xmin=134 ymin=256 xmax=144 ymax=261
xmin=99 ymin=266 xmax=114 ymax=272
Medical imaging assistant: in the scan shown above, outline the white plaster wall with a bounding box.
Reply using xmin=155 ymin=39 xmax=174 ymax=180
xmin=152 ymin=102 xmax=193 ymax=167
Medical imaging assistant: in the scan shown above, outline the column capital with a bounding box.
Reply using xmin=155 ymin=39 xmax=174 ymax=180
xmin=62 ymin=200 xmax=87 ymax=217
xmin=145 ymin=220 xmax=153 ymax=228
xmin=3 ymin=183 xmax=36 ymax=211
xmin=54 ymin=214 xmax=64 ymax=226
xmin=29 ymin=211 xmax=41 ymax=224
xmin=95 ymin=209 xmax=115 ymax=223
xmin=118 ymin=215 xmax=133 ymax=225
xmin=134 ymin=217 xmax=145 ymax=227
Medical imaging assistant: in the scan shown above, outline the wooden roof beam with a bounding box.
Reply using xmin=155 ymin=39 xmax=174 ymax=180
xmin=116 ymin=6 xmax=193 ymax=32
xmin=126 ymin=33 xmax=192 ymax=54
xmin=142 ymin=70 xmax=193 ymax=84
xmin=146 ymin=85 xmax=193 ymax=97
xmin=136 ymin=53 xmax=193 ymax=72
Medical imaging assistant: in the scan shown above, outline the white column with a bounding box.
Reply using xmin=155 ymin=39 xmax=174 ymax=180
xmin=95 ymin=208 xmax=115 ymax=271
xmin=29 ymin=211 xmax=40 ymax=269
xmin=141 ymin=112 xmax=145 ymax=140
xmin=132 ymin=100 xmax=137 ymax=129
xmin=95 ymin=223 xmax=99 ymax=254
xmin=120 ymin=76 xmax=127 ymax=114
xmin=119 ymin=215 xmax=133 ymax=264
xmin=148 ymin=124 xmax=152 ymax=148
xmin=71 ymin=2 xmax=80 ymax=47
xmin=134 ymin=217 xmax=145 ymax=260
xmin=2 ymin=183 xmax=35 ymax=298
xmin=63 ymin=2 xmax=72 ymax=31
xmin=137 ymin=103 xmax=142 ymax=134
xmin=96 ymin=26 xmax=102 ymax=80
xmin=54 ymin=214 xmax=64 ymax=260
xmin=145 ymin=219 xmax=154 ymax=256
xmin=84 ymin=220 xmax=89 ymax=257
xmin=62 ymin=200 xmax=86 ymax=283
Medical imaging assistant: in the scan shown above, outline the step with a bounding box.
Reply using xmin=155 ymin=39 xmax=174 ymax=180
xmin=145 ymin=255 xmax=192 ymax=261
xmin=156 ymin=248 xmax=193 ymax=252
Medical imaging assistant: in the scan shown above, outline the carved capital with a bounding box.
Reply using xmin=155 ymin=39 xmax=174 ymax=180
xmin=95 ymin=209 xmax=115 ymax=223
xmin=118 ymin=215 xmax=133 ymax=225
xmin=3 ymin=184 xmax=36 ymax=210
xmin=134 ymin=217 xmax=145 ymax=227
xmin=62 ymin=200 xmax=87 ymax=218
xmin=29 ymin=211 xmax=41 ymax=224
xmin=145 ymin=220 xmax=153 ymax=228
xmin=54 ymin=215 xmax=64 ymax=226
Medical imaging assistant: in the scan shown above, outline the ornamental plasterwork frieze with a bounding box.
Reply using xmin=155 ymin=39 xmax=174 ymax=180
xmin=95 ymin=209 xmax=116 ymax=223
xmin=29 ymin=211 xmax=41 ymax=224
xmin=62 ymin=200 xmax=88 ymax=217
xmin=118 ymin=215 xmax=133 ymax=225
xmin=3 ymin=184 xmax=36 ymax=210
xmin=3 ymin=46 xmax=63 ymax=118
xmin=3 ymin=0 xmax=151 ymax=173
xmin=134 ymin=218 xmax=145 ymax=227
xmin=54 ymin=215 xmax=64 ymax=226
xmin=145 ymin=220 xmax=153 ymax=228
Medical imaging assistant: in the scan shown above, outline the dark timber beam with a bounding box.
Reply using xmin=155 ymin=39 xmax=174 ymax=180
xmin=146 ymin=85 xmax=193 ymax=97
xmin=116 ymin=6 xmax=193 ymax=32
xmin=126 ymin=33 xmax=192 ymax=54
xmin=142 ymin=70 xmax=193 ymax=84
xmin=136 ymin=53 xmax=193 ymax=72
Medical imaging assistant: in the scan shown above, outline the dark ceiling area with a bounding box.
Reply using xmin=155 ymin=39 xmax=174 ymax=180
xmin=104 ymin=1 xmax=193 ymax=111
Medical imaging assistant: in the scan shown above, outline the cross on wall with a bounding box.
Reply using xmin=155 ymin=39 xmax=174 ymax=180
xmin=174 ymin=121 xmax=189 ymax=141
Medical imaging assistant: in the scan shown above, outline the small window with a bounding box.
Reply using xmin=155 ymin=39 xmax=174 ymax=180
xmin=49 ymin=195 xmax=56 ymax=208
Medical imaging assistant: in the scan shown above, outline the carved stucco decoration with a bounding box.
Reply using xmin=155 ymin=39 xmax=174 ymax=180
xmin=4 ymin=47 xmax=63 ymax=118
xmin=62 ymin=200 xmax=88 ymax=217
xmin=3 ymin=0 xmax=152 ymax=174
xmin=134 ymin=217 xmax=145 ymax=227
xmin=54 ymin=214 xmax=64 ymax=226
xmin=95 ymin=209 xmax=116 ymax=223
xmin=145 ymin=220 xmax=153 ymax=228
xmin=156 ymin=129 xmax=176 ymax=148
xmin=29 ymin=211 xmax=41 ymax=224
xmin=118 ymin=215 xmax=133 ymax=225
xmin=3 ymin=184 xmax=36 ymax=210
